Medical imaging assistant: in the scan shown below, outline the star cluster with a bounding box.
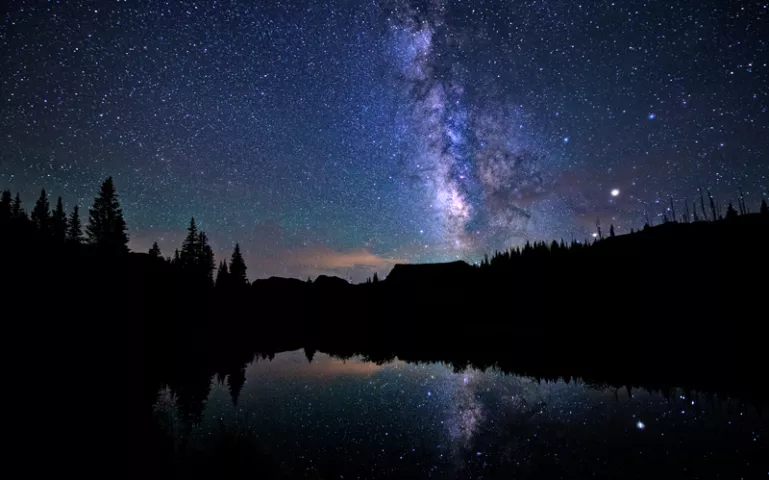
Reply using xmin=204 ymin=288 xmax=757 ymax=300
xmin=2 ymin=0 xmax=767 ymax=280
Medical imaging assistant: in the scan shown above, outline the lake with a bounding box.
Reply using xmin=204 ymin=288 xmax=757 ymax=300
xmin=154 ymin=349 xmax=767 ymax=479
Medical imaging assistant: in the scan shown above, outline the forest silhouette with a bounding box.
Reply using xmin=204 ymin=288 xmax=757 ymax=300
xmin=2 ymin=177 xmax=768 ymax=476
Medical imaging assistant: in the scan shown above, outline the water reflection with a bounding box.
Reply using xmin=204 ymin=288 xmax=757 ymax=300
xmin=155 ymin=350 xmax=767 ymax=479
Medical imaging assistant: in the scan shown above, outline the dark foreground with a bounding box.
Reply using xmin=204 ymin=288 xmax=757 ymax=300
xmin=2 ymin=213 xmax=768 ymax=478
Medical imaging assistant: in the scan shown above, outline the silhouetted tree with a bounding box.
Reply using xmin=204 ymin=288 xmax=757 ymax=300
xmin=684 ymin=202 xmax=691 ymax=223
xmin=304 ymin=347 xmax=316 ymax=363
xmin=11 ymin=193 xmax=25 ymax=220
xmin=198 ymin=231 xmax=215 ymax=285
xmin=669 ymin=197 xmax=677 ymax=222
xmin=180 ymin=219 xmax=215 ymax=284
xmin=148 ymin=241 xmax=162 ymax=259
xmin=725 ymin=201 xmax=738 ymax=220
xmin=0 ymin=190 xmax=11 ymax=221
xmin=738 ymin=188 xmax=747 ymax=215
xmin=86 ymin=177 xmax=128 ymax=252
xmin=229 ymin=243 xmax=248 ymax=287
xmin=373 ymin=272 xmax=380 ymax=283
xmin=172 ymin=249 xmax=180 ymax=265
xmin=67 ymin=205 xmax=82 ymax=243
xmin=708 ymin=190 xmax=717 ymax=223
xmin=51 ymin=197 xmax=67 ymax=242
xmin=761 ymin=198 xmax=768 ymax=216
xmin=215 ymin=260 xmax=229 ymax=287
xmin=180 ymin=217 xmax=199 ymax=267
xmin=609 ymin=224 xmax=615 ymax=237
xmin=227 ymin=368 xmax=246 ymax=406
xmin=31 ymin=189 xmax=50 ymax=232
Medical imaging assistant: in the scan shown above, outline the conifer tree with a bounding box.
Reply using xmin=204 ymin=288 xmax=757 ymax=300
xmin=609 ymin=224 xmax=615 ymax=237
xmin=229 ymin=243 xmax=248 ymax=286
xmin=180 ymin=217 xmax=199 ymax=268
xmin=725 ymin=201 xmax=738 ymax=220
xmin=172 ymin=249 xmax=180 ymax=265
xmin=0 ymin=190 xmax=11 ymax=221
xmin=198 ymin=231 xmax=215 ymax=285
xmin=148 ymin=241 xmax=162 ymax=259
xmin=761 ymin=198 xmax=768 ymax=216
xmin=51 ymin=197 xmax=68 ymax=242
xmin=67 ymin=205 xmax=83 ymax=243
xmin=31 ymin=189 xmax=50 ymax=232
xmin=12 ymin=193 xmax=25 ymax=220
xmin=86 ymin=177 xmax=128 ymax=252
xmin=708 ymin=190 xmax=717 ymax=222
xmin=216 ymin=260 xmax=230 ymax=288
xmin=373 ymin=272 xmax=380 ymax=283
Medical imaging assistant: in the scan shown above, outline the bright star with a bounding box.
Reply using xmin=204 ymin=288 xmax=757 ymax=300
xmin=648 ymin=113 xmax=656 ymax=120
xmin=636 ymin=421 xmax=645 ymax=430
xmin=611 ymin=188 xmax=620 ymax=197
xmin=563 ymin=137 xmax=569 ymax=143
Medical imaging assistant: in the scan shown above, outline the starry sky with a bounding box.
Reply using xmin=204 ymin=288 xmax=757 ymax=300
xmin=2 ymin=0 xmax=768 ymax=281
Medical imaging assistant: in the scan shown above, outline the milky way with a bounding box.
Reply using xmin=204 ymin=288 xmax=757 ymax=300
xmin=2 ymin=0 xmax=767 ymax=281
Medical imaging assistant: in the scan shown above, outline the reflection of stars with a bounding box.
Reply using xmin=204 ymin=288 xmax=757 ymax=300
xmin=444 ymin=372 xmax=483 ymax=450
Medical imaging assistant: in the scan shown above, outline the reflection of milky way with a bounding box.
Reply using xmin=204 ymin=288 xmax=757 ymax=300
xmin=155 ymin=350 xmax=768 ymax=479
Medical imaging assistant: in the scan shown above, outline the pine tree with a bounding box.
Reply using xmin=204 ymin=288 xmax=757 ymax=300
xmin=51 ymin=197 xmax=68 ymax=242
xmin=86 ymin=177 xmax=128 ymax=252
xmin=0 ymin=190 xmax=11 ymax=221
xmin=373 ymin=272 xmax=380 ymax=283
xmin=11 ymin=193 xmax=25 ymax=220
xmin=215 ymin=260 xmax=230 ymax=288
xmin=761 ymin=198 xmax=768 ymax=216
xmin=31 ymin=189 xmax=50 ymax=232
xmin=67 ymin=205 xmax=83 ymax=243
xmin=198 ymin=231 xmax=215 ymax=285
xmin=725 ymin=201 xmax=738 ymax=220
xmin=148 ymin=241 xmax=162 ymax=259
xmin=172 ymin=249 xmax=180 ymax=265
xmin=738 ymin=188 xmax=747 ymax=215
xmin=669 ymin=197 xmax=677 ymax=222
xmin=609 ymin=224 xmax=615 ymax=237
xmin=708 ymin=190 xmax=717 ymax=223
xmin=180 ymin=217 xmax=199 ymax=269
xmin=229 ymin=243 xmax=248 ymax=286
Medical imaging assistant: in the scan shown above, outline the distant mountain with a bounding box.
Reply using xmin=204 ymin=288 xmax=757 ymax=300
xmin=385 ymin=260 xmax=476 ymax=287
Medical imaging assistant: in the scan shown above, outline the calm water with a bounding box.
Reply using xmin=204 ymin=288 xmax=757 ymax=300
xmin=155 ymin=349 xmax=767 ymax=479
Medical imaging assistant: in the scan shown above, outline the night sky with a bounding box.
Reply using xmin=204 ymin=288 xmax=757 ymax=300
xmin=2 ymin=0 xmax=767 ymax=281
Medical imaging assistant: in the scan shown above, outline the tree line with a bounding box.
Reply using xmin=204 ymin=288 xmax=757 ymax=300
xmin=0 ymin=177 xmax=249 ymax=289
xmin=480 ymin=190 xmax=768 ymax=270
